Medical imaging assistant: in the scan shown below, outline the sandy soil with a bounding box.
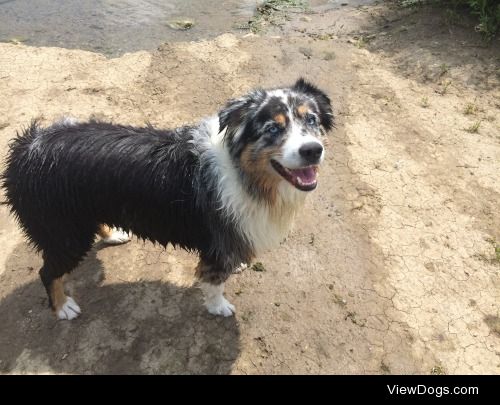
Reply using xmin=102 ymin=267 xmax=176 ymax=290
xmin=0 ymin=3 xmax=499 ymax=374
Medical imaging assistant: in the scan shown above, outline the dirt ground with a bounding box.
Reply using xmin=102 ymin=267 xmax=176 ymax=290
xmin=0 ymin=2 xmax=499 ymax=374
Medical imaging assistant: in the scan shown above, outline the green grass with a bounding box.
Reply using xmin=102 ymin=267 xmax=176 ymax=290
xmin=466 ymin=0 xmax=500 ymax=39
xmin=251 ymin=262 xmax=266 ymax=272
xmin=439 ymin=63 xmax=450 ymax=76
xmin=399 ymin=0 xmax=500 ymax=39
xmin=464 ymin=120 xmax=481 ymax=133
xmin=464 ymin=102 xmax=478 ymax=115
xmin=437 ymin=80 xmax=452 ymax=95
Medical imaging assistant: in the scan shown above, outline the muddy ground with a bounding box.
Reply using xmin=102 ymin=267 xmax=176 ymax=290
xmin=0 ymin=2 xmax=499 ymax=374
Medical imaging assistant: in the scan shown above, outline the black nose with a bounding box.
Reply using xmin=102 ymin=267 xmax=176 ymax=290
xmin=299 ymin=142 xmax=323 ymax=164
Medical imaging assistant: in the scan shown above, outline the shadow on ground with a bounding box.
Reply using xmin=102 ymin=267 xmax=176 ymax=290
xmin=0 ymin=242 xmax=240 ymax=374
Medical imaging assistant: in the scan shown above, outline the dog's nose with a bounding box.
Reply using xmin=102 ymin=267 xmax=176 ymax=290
xmin=299 ymin=142 xmax=323 ymax=164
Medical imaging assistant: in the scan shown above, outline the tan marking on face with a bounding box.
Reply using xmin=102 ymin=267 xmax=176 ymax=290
xmin=296 ymin=104 xmax=309 ymax=117
xmin=240 ymin=144 xmax=282 ymax=204
xmin=274 ymin=113 xmax=286 ymax=126
xmin=50 ymin=277 xmax=67 ymax=313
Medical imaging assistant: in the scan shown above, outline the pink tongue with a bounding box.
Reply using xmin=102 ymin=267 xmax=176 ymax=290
xmin=290 ymin=167 xmax=316 ymax=183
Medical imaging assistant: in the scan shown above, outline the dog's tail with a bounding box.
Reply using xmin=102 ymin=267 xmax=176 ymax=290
xmin=1 ymin=120 xmax=43 ymax=206
xmin=6 ymin=119 xmax=42 ymax=149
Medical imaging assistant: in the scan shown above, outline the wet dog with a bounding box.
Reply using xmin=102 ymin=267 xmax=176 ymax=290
xmin=1 ymin=78 xmax=333 ymax=320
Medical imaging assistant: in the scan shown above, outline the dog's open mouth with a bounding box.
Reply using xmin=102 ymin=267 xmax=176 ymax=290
xmin=271 ymin=160 xmax=318 ymax=191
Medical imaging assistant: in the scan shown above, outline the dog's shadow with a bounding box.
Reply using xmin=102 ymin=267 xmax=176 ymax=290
xmin=0 ymin=242 xmax=240 ymax=374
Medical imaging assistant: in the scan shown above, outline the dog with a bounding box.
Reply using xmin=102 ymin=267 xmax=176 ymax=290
xmin=1 ymin=78 xmax=333 ymax=320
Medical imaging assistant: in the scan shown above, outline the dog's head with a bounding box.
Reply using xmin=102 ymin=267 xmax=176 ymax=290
xmin=218 ymin=78 xmax=333 ymax=200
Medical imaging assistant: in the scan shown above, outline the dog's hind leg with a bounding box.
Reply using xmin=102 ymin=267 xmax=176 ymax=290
xmin=196 ymin=259 xmax=235 ymax=317
xmin=38 ymin=230 xmax=95 ymax=320
xmin=98 ymin=224 xmax=130 ymax=245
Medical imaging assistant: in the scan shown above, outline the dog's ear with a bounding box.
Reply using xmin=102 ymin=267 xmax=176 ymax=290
xmin=218 ymin=98 xmax=251 ymax=136
xmin=218 ymin=90 xmax=266 ymax=140
xmin=293 ymin=78 xmax=334 ymax=131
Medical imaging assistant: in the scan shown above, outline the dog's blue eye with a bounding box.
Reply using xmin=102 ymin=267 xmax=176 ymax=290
xmin=268 ymin=125 xmax=280 ymax=135
xmin=306 ymin=115 xmax=317 ymax=126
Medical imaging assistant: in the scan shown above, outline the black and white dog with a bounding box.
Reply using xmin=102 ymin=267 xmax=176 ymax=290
xmin=1 ymin=79 xmax=333 ymax=320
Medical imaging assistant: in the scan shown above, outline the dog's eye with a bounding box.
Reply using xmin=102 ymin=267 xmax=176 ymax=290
xmin=306 ymin=114 xmax=317 ymax=126
xmin=268 ymin=124 xmax=281 ymax=135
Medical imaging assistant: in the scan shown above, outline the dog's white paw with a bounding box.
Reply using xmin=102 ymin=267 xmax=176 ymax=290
xmin=200 ymin=282 xmax=235 ymax=317
xmin=57 ymin=296 xmax=81 ymax=320
xmin=102 ymin=228 xmax=130 ymax=245
xmin=233 ymin=263 xmax=248 ymax=274
xmin=205 ymin=296 xmax=236 ymax=317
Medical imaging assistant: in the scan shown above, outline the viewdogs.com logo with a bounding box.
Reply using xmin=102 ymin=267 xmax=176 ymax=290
xmin=387 ymin=385 xmax=478 ymax=398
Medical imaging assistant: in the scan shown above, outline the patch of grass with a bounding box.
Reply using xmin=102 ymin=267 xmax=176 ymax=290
xmin=251 ymin=262 xmax=266 ymax=272
xmin=243 ymin=0 xmax=309 ymax=33
xmin=485 ymin=238 xmax=500 ymax=263
xmin=436 ymin=79 xmax=452 ymax=95
xmin=399 ymin=1 xmax=500 ymax=39
xmin=464 ymin=120 xmax=481 ymax=133
xmin=420 ymin=96 xmax=430 ymax=108
xmin=464 ymin=102 xmax=478 ymax=115
xmin=439 ymin=63 xmax=450 ymax=77
xmin=468 ymin=0 xmax=500 ymax=40
xmin=431 ymin=365 xmax=446 ymax=375
xmin=474 ymin=238 xmax=500 ymax=265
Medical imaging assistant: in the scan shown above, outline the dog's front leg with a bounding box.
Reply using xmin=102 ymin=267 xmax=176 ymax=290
xmin=196 ymin=259 xmax=235 ymax=317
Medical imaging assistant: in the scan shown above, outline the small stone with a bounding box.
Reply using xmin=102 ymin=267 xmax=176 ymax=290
xmin=167 ymin=19 xmax=195 ymax=30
